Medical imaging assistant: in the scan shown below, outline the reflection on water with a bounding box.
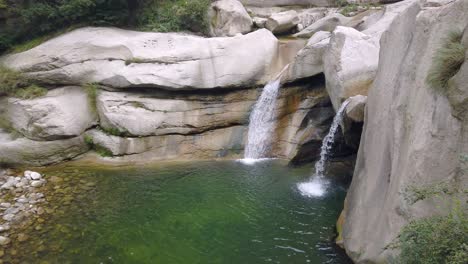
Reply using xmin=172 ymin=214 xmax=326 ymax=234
xmin=10 ymin=160 xmax=351 ymax=264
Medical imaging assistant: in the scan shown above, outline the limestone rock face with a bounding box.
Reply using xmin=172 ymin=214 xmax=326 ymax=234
xmin=342 ymin=0 xmax=468 ymax=263
xmin=6 ymin=87 xmax=97 ymax=140
xmin=208 ymin=0 xmax=253 ymax=37
xmin=81 ymin=82 xmax=332 ymax=162
xmin=323 ymin=26 xmax=379 ymax=110
xmin=345 ymin=95 xmax=366 ymax=122
xmin=240 ymin=0 xmax=335 ymax=7
xmin=0 ymin=132 xmax=89 ymax=166
xmin=1 ymin=27 xmax=279 ymax=90
xmin=294 ymin=13 xmax=351 ymax=38
xmin=266 ymin=10 xmax=300 ymax=34
xmin=96 ymin=89 xmax=258 ymax=137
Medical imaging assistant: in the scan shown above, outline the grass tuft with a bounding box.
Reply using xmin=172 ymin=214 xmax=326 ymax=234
xmin=0 ymin=67 xmax=47 ymax=99
xmin=84 ymin=134 xmax=113 ymax=157
xmin=427 ymin=30 xmax=466 ymax=93
xmin=84 ymin=83 xmax=99 ymax=114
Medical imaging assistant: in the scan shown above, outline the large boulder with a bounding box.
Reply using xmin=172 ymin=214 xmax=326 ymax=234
xmin=294 ymin=13 xmax=351 ymax=38
xmin=323 ymin=26 xmax=379 ymax=110
xmin=208 ymin=0 xmax=253 ymax=37
xmin=284 ymin=31 xmax=330 ymax=82
xmin=6 ymin=86 xmax=97 ymax=140
xmin=1 ymin=27 xmax=279 ymax=90
xmin=266 ymin=10 xmax=300 ymax=34
xmin=240 ymin=0 xmax=335 ymax=7
xmin=342 ymin=0 xmax=468 ymax=262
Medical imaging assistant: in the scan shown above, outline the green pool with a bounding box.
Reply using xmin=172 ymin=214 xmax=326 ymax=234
xmin=13 ymin=160 xmax=351 ymax=264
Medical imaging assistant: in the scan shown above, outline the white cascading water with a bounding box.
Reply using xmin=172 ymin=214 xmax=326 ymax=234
xmin=298 ymin=99 xmax=350 ymax=197
xmin=241 ymin=65 xmax=290 ymax=164
xmin=243 ymin=79 xmax=281 ymax=161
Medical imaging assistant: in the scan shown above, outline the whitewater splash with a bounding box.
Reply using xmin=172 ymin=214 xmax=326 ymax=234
xmin=298 ymin=99 xmax=350 ymax=197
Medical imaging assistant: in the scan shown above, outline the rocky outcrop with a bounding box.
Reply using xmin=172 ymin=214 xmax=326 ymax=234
xmin=345 ymin=95 xmax=366 ymax=122
xmin=342 ymin=0 xmax=468 ymax=262
xmin=96 ymin=89 xmax=258 ymax=137
xmin=265 ymin=10 xmax=300 ymax=34
xmin=323 ymin=26 xmax=379 ymax=110
xmin=0 ymin=132 xmax=89 ymax=166
xmin=5 ymin=86 xmax=97 ymax=141
xmin=284 ymin=31 xmax=330 ymax=82
xmin=1 ymin=27 xmax=279 ymax=90
xmin=294 ymin=13 xmax=351 ymax=38
xmin=208 ymin=0 xmax=253 ymax=37
xmin=323 ymin=0 xmax=419 ymax=110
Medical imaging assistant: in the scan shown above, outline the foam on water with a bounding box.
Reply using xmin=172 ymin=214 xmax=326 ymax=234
xmin=297 ymin=178 xmax=328 ymax=198
xmin=237 ymin=158 xmax=274 ymax=165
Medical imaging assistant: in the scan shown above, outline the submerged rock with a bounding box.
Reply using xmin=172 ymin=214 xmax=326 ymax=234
xmin=0 ymin=236 xmax=10 ymax=246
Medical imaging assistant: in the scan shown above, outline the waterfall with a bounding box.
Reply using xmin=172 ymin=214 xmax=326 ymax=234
xmin=241 ymin=65 xmax=289 ymax=163
xmin=298 ymin=99 xmax=350 ymax=197
xmin=243 ymin=79 xmax=281 ymax=160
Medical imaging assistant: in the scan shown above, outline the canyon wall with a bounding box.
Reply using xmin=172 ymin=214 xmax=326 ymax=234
xmin=341 ymin=0 xmax=468 ymax=262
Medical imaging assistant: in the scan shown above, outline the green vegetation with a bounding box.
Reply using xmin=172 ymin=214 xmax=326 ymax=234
xmin=0 ymin=66 xmax=47 ymax=99
xmin=0 ymin=0 xmax=211 ymax=53
xmin=84 ymin=134 xmax=113 ymax=157
xmin=84 ymin=83 xmax=99 ymax=114
xmin=125 ymin=58 xmax=146 ymax=66
xmin=427 ymin=30 xmax=466 ymax=92
xmin=101 ymin=126 xmax=129 ymax=137
xmin=393 ymin=170 xmax=468 ymax=264
xmin=137 ymin=0 xmax=211 ymax=34
xmin=394 ymin=206 xmax=467 ymax=264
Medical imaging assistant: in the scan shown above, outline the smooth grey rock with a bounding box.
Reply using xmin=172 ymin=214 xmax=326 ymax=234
xmin=285 ymin=31 xmax=330 ymax=82
xmin=266 ymin=10 xmax=300 ymax=34
xmin=2 ymin=214 xmax=14 ymax=222
xmin=345 ymin=95 xmax=367 ymax=122
xmin=2 ymin=27 xmax=279 ymax=90
xmin=294 ymin=13 xmax=350 ymax=38
xmin=29 ymin=171 xmax=41 ymax=180
xmin=208 ymin=0 xmax=253 ymax=37
xmin=7 ymin=87 xmax=97 ymax=140
xmin=342 ymin=0 xmax=468 ymax=262
xmin=253 ymin=17 xmax=268 ymax=28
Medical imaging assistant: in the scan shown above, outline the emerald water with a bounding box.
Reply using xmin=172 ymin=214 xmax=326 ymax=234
xmin=14 ymin=160 xmax=351 ymax=264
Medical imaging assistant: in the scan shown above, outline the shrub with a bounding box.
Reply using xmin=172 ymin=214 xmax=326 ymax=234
xmin=84 ymin=134 xmax=113 ymax=157
xmin=427 ymin=30 xmax=466 ymax=92
xmin=394 ymin=206 xmax=468 ymax=264
xmin=138 ymin=0 xmax=211 ymax=34
xmin=14 ymin=85 xmax=48 ymax=99
xmin=0 ymin=66 xmax=47 ymax=99
xmin=84 ymin=83 xmax=99 ymax=114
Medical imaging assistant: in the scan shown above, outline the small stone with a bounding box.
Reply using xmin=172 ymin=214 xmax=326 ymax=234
xmin=31 ymin=180 xmax=43 ymax=188
xmin=36 ymin=207 xmax=45 ymax=215
xmin=35 ymin=225 xmax=43 ymax=231
xmin=2 ymin=214 xmax=15 ymax=222
xmin=0 ymin=249 xmax=3 ymax=257
xmin=37 ymin=218 xmax=45 ymax=223
xmin=0 ymin=225 xmax=9 ymax=232
xmin=17 ymin=233 xmax=28 ymax=242
xmin=0 ymin=236 xmax=10 ymax=246
xmin=49 ymin=176 xmax=62 ymax=183
xmin=0 ymin=203 xmax=11 ymax=208
xmin=30 ymin=172 xmax=42 ymax=180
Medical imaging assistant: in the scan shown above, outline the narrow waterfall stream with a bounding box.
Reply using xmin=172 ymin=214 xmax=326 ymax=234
xmin=298 ymin=99 xmax=350 ymax=197
xmin=242 ymin=66 xmax=289 ymax=163
xmin=243 ymin=79 xmax=281 ymax=161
